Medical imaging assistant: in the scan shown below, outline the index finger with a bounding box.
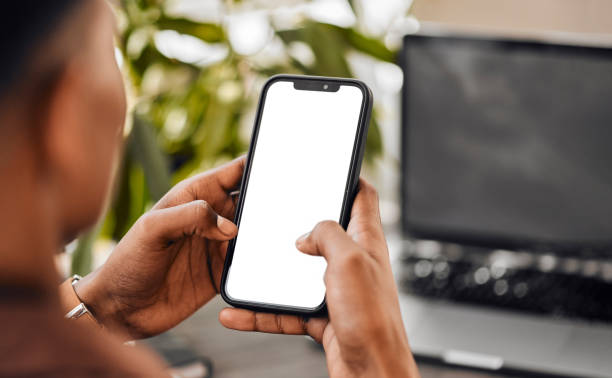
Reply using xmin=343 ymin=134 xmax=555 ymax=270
xmin=154 ymin=156 xmax=246 ymax=210
xmin=349 ymin=180 xmax=382 ymax=230
xmin=214 ymin=155 xmax=246 ymax=191
xmin=179 ymin=155 xmax=246 ymax=195
xmin=218 ymin=308 xmax=328 ymax=343
xmin=346 ymin=178 xmax=386 ymax=246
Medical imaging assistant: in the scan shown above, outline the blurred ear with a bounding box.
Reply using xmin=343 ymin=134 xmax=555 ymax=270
xmin=37 ymin=58 xmax=102 ymax=238
xmin=41 ymin=60 xmax=86 ymax=179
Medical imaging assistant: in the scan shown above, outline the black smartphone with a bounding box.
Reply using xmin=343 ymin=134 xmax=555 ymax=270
xmin=220 ymin=75 xmax=373 ymax=315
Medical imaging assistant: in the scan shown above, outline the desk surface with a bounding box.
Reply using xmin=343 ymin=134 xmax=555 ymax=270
xmin=169 ymin=297 xmax=510 ymax=378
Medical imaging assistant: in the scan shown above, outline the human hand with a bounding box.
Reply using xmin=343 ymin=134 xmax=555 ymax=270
xmin=75 ymin=157 xmax=245 ymax=339
xmin=219 ymin=179 xmax=420 ymax=378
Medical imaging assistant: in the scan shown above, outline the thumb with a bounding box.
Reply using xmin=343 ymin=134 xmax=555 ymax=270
xmin=295 ymin=220 xmax=357 ymax=263
xmin=141 ymin=200 xmax=237 ymax=242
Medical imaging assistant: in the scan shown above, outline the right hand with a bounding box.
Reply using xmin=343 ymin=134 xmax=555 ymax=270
xmin=219 ymin=179 xmax=420 ymax=378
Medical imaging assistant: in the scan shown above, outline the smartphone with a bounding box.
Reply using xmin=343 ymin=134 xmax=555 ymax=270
xmin=220 ymin=75 xmax=372 ymax=315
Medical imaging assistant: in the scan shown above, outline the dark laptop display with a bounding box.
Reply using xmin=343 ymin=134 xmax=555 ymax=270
xmin=401 ymin=35 xmax=612 ymax=255
xmin=400 ymin=35 xmax=612 ymax=322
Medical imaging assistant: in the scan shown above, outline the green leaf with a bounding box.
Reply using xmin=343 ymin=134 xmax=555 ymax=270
xmin=157 ymin=16 xmax=225 ymax=43
xmin=71 ymin=226 xmax=100 ymax=276
xmin=365 ymin=113 xmax=383 ymax=163
xmin=113 ymin=157 xmax=131 ymax=240
xmin=129 ymin=116 xmax=172 ymax=200
xmin=340 ymin=27 xmax=396 ymax=63
xmin=108 ymin=152 xmax=149 ymax=240
xmin=278 ymin=23 xmax=352 ymax=77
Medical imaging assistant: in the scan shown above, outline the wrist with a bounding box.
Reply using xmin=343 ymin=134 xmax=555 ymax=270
xmin=370 ymin=347 xmax=419 ymax=378
xmin=366 ymin=328 xmax=419 ymax=377
xmin=73 ymin=269 xmax=124 ymax=333
xmin=58 ymin=275 xmax=100 ymax=329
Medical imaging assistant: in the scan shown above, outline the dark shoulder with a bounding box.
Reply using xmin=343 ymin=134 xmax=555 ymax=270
xmin=0 ymin=298 xmax=168 ymax=377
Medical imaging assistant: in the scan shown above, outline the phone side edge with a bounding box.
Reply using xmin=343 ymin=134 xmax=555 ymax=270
xmin=338 ymin=79 xmax=373 ymax=231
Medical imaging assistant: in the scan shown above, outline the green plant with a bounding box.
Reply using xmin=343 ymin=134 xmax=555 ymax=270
xmin=71 ymin=0 xmax=398 ymax=275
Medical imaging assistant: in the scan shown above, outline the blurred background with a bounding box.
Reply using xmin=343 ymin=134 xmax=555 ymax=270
xmin=59 ymin=0 xmax=612 ymax=377
xmin=66 ymin=0 xmax=413 ymax=275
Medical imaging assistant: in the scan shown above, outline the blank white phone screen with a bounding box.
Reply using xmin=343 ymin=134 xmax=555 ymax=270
xmin=225 ymin=80 xmax=364 ymax=309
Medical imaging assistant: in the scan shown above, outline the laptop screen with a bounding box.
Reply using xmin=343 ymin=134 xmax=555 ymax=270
xmin=401 ymin=35 xmax=612 ymax=254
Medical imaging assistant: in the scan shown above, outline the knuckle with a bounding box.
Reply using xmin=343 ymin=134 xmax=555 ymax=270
xmin=363 ymin=317 xmax=389 ymax=342
xmin=354 ymin=218 xmax=380 ymax=237
xmin=192 ymin=200 xmax=211 ymax=217
xmin=314 ymin=220 xmax=341 ymax=235
xmin=323 ymin=268 xmax=331 ymax=286
xmin=192 ymin=201 xmax=216 ymax=231
xmin=275 ymin=314 xmax=284 ymax=333
xmin=138 ymin=212 xmax=156 ymax=231
xmin=237 ymin=155 xmax=247 ymax=170
xmin=361 ymin=181 xmax=379 ymax=201
xmin=172 ymin=180 xmax=187 ymax=193
xmin=338 ymin=251 xmax=368 ymax=272
xmin=166 ymin=180 xmax=190 ymax=199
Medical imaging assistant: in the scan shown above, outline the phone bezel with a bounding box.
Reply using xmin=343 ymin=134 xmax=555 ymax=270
xmin=219 ymin=74 xmax=373 ymax=315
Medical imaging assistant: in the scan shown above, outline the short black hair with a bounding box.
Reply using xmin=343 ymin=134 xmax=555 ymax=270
xmin=0 ymin=1 xmax=82 ymax=96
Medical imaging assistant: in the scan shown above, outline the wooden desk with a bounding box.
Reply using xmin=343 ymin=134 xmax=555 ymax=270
xmin=169 ymin=297 xmax=510 ymax=378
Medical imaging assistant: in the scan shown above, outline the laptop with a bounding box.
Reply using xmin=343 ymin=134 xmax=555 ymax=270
xmin=396 ymin=32 xmax=612 ymax=377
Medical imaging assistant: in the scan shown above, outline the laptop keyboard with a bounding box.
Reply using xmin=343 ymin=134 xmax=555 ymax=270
xmin=399 ymin=242 xmax=612 ymax=323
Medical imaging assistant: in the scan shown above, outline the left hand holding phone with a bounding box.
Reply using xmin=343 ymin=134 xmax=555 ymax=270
xmin=73 ymin=156 xmax=245 ymax=340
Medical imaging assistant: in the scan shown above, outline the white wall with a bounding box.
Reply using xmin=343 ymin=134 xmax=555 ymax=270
xmin=411 ymin=0 xmax=612 ymax=34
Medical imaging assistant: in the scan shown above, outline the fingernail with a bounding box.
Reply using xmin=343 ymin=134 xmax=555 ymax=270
xmin=217 ymin=216 xmax=237 ymax=236
xmin=296 ymin=232 xmax=310 ymax=245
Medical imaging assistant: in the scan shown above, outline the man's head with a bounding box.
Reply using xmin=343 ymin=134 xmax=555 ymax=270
xmin=0 ymin=0 xmax=126 ymax=242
